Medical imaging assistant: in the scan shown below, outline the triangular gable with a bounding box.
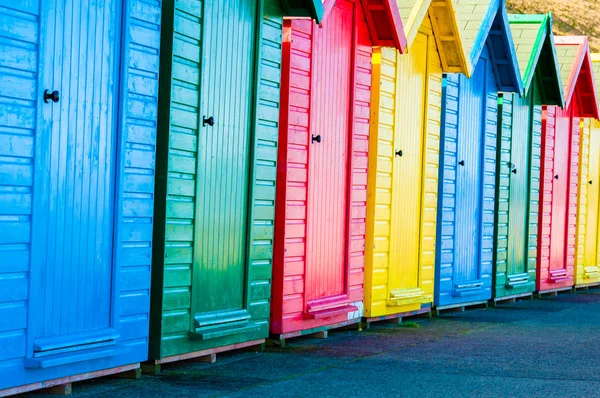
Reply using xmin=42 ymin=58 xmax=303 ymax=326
xmin=361 ymin=0 xmax=408 ymax=51
xmin=591 ymin=54 xmax=600 ymax=110
xmin=509 ymin=13 xmax=564 ymax=106
xmin=451 ymin=0 xmax=498 ymax=76
xmin=397 ymin=0 xmax=468 ymax=73
xmin=451 ymin=0 xmax=521 ymax=89
xmin=481 ymin=5 xmax=522 ymax=92
xmin=555 ymin=36 xmax=599 ymax=118
xmin=299 ymin=0 xmax=407 ymax=51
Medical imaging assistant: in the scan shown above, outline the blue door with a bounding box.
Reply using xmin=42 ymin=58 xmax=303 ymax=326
xmin=452 ymin=51 xmax=488 ymax=298
xmin=28 ymin=0 xmax=121 ymax=361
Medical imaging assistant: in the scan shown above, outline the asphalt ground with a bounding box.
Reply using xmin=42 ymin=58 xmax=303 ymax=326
xmin=24 ymin=289 xmax=600 ymax=397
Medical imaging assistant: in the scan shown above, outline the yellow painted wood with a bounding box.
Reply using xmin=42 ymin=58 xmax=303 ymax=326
xmin=365 ymin=14 xmax=441 ymax=317
xmin=395 ymin=0 xmax=468 ymax=74
xmin=576 ymin=119 xmax=600 ymax=286
xmin=575 ymin=55 xmax=600 ymax=286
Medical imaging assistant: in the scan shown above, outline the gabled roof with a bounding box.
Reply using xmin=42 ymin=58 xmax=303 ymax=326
xmin=555 ymin=36 xmax=599 ymax=118
xmin=591 ymin=54 xmax=600 ymax=110
xmin=450 ymin=0 xmax=522 ymax=90
xmin=451 ymin=0 xmax=498 ymax=77
xmin=479 ymin=3 xmax=522 ymax=92
xmin=397 ymin=0 xmax=468 ymax=73
xmin=361 ymin=0 xmax=408 ymax=51
xmin=287 ymin=0 xmax=407 ymax=51
xmin=509 ymin=13 xmax=564 ymax=106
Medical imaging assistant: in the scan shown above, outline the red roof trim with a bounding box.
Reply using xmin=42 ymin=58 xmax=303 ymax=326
xmin=320 ymin=0 xmax=406 ymax=52
xmin=555 ymin=36 xmax=599 ymax=118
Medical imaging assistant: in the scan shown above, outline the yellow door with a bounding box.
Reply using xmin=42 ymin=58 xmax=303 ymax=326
xmin=589 ymin=124 xmax=600 ymax=267
xmin=365 ymin=15 xmax=441 ymax=317
xmin=578 ymin=120 xmax=600 ymax=285
xmin=389 ymin=32 xmax=427 ymax=296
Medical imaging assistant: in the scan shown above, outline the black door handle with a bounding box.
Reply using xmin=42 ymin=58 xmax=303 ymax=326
xmin=395 ymin=150 xmax=403 ymax=157
xmin=203 ymin=116 xmax=214 ymax=127
xmin=44 ymin=89 xmax=60 ymax=103
xmin=512 ymin=168 xmax=517 ymax=174
xmin=311 ymin=134 xmax=321 ymax=144
xmin=589 ymin=180 xmax=593 ymax=185
xmin=554 ymin=175 xmax=559 ymax=180
xmin=458 ymin=160 xmax=465 ymax=166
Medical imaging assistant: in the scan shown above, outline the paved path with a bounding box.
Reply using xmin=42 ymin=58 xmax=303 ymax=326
xmin=27 ymin=290 xmax=600 ymax=397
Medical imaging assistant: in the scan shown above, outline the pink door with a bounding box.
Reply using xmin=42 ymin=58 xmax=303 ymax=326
xmin=549 ymin=107 xmax=571 ymax=279
xmin=305 ymin=0 xmax=353 ymax=310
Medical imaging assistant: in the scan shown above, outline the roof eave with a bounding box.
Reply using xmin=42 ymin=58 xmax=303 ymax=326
xmin=497 ymin=7 xmax=524 ymax=94
xmin=468 ymin=0 xmax=501 ymax=72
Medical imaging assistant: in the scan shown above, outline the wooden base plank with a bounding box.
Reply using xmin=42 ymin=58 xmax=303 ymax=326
xmin=491 ymin=293 xmax=534 ymax=306
xmin=268 ymin=318 xmax=361 ymax=347
xmin=39 ymin=383 xmax=73 ymax=395
xmin=0 ymin=363 xmax=139 ymax=397
xmin=240 ymin=343 xmax=265 ymax=353
xmin=574 ymin=282 xmax=600 ymax=291
xmin=306 ymin=331 xmax=327 ymax=339
xmin=434 ymin=300 xmax=488 ymax=316
xmin=142 ymin=339 xmax=265 ymax=374
xmin=361 ymin=306 xmax=432 ymax=329
xmin=537 ymin=286 xmax=573 ymax=298
xmin=188 ymin=353 xmax=216 ymax=363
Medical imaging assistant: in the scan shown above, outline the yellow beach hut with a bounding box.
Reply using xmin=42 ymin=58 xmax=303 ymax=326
xmin=363 ymin=0 xmax=471 ymax=324
xmin=575 ymin=54 xmax=600 ymax=288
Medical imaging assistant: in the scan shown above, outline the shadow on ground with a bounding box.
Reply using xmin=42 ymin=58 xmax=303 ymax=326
xmin=24 ymin=290 xmax=600 ymax=397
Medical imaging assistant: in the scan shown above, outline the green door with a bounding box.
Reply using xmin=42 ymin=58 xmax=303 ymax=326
xmin=505 ymin=91 xmax=533 ymax=282
xmin=192 ymin=0 xmax=257 ymax=332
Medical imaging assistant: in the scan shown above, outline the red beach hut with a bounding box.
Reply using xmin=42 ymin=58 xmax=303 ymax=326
xmin=270 ymin=0 xmax=406 ymax=342
xmin=538 ymin=36 xmax=599 ymax=293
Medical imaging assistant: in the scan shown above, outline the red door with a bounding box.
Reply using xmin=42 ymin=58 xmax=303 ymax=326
xmin=549 ymin=106 xmax=571 ymax=279
xmin=305 ymin=1 xmax=353 ymax=307
xmin=272 ymin=0 xmax=374 ymax=334
xmin=541 ymin=103 xmax=579 ymax=291
xmin=272 ymin=0 xmax=375 ymax=334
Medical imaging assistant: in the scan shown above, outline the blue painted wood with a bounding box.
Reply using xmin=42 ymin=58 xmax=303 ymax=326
xmin=0 ymin=0 xmax=161 ymax=391
xmin=470 ymin=0 xmax=522 ymax=95
xmin=436 ymin=46 xmax=499 ymax=307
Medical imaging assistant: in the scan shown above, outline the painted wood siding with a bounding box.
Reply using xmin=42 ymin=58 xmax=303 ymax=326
xmin=495 ymin=94 xmax=512 ymax=291
xmin=0 ymin=2 xmax=39 ymax=367
xmin=538 ymin=106 xmax=555 ymax=289
xmin=151 ymin=0 xmax=282 ymax=358
xmin=364 ymin=16 xmax=440 ymax=317
xmin=272 ymin=2 xmax=372 ymax=334
xmin=348 ymin=10 xmax=372 ymax=308
xmin=493 ymin=89 xmax=541 ymax=298
xmin=365 ymin=46 xmax=397 ymax=317
xmin=436 ymin=48 xmax=497 ymax=306
xmin=527 ymin=103 xmax=543 ymax=290
xmin=567 ymin=110 xmax=580 ymax=284
xmin=538 ymin=105 xmax=577 ymax=291
xmin=109 ymin=0 xmax=161 ymax=354
xmin=0 ymin=0 xmax=161 ymax=389
xmin=576 ymin=119 xmax=600 ymax=286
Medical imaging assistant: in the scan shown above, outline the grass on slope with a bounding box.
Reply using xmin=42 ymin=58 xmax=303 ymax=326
xmin=507 ymin=0 xmax=600 ymax=52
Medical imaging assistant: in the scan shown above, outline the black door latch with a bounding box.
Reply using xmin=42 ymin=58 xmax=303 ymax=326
xmin=203 ymin=116 xmax=215 ymax=127
xmin=44 ymin=90 xmax=60 ymax=103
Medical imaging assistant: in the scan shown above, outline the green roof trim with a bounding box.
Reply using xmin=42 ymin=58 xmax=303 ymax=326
xmin=508 ymin=13 xmax=565 ymax=106
xmin=280 ymin=0 xmax=325 ymax=22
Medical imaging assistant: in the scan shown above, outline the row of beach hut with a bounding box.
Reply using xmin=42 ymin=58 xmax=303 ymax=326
xmin=0 ymin=0 xmax=599 ymax=394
